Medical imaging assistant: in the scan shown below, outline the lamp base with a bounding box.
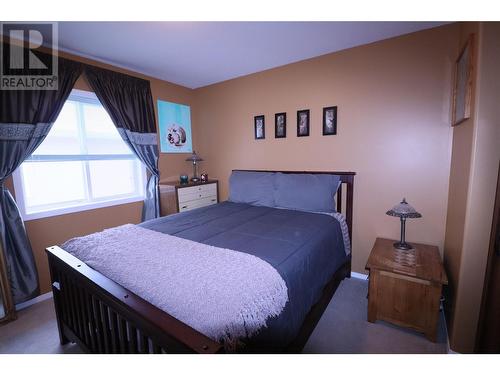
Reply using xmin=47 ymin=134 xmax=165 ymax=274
xmin=393 ymin=241 xmax=413 ymax=250
xmin=190 ymin=177 xmax=200 ymax=182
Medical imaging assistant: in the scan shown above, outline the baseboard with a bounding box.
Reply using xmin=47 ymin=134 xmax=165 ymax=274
xmin=351 ymin=271 xmax=368 ymax=281
xmin=15 ymin=291 xmax=53 ymax=311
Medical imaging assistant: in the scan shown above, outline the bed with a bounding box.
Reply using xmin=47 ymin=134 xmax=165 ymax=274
xmin=46 ymin=170 xmax=355 ymax=353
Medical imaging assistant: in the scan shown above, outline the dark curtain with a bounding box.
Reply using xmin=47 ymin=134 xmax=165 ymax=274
xmin=0 ymin=55 xmax=82 ymax=304
xmin=84 ymin=65 xmax=160 ymax=221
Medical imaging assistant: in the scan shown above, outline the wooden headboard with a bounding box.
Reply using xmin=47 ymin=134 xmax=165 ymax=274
xmin=232 ymin=170 xmax=356 ymax=241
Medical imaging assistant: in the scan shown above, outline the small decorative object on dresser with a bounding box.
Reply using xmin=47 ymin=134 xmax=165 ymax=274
xmin=254 ymin=115 xmax=265 ymax=139
xmin=297 ymin=109 xmax=310 ymax=137
xmin=179 ymin=175 xmax=189 ymax=184
xmin=159 ymin=180 xmax=219 ymax=214
xmin=322 ymin=106 xmax=337 ymax=135
xmin=366 ymin=238 xmax=448 ymax=342
xmin=275 ymin=112 xmax=286 ymax=138
xmin=185 ymin=151 xmax=203 ymax=182
xmin=386 ymin=198 xmax=422 ymax=250
xmin=200 ymin=173 xmax=208 ymax=183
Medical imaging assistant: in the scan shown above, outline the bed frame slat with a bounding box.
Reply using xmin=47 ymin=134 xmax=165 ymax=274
xmin=84 ymin=290 xmax=97 ymax=352
xmin=92 ymin=296 xmax=105 ymax=352
xmin=109 ymin=309 xmax=120 ymax=353
xmin=72 ymin=282 xmax=84 ymax=341
xmin=99 ymin=302 xmax=112 ymax=353
xmin=118 ymin=316 xmax=129 ymax=353
xmin=129 ymin=324 xmax=138 ymax=354
xmin=140 ymin=333 xmax=149 ymax=354
xmin=77 ymin=287 xmax=90 ymax=345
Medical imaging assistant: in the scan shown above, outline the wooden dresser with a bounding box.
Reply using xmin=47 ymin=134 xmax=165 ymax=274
xmin=159 ymin=180 xmax=219 ymax=215
xmin=365 ymin=237 xmax=448 ymax=341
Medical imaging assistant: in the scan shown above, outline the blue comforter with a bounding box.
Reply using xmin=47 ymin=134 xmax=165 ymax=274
xmin=140 ymin=201 xmax=348 ymax=350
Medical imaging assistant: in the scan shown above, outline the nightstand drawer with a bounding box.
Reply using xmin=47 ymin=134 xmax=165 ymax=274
xmin=178 ymin=183 xmax=217 ymax=202
xmin=178 ymin=195 xmax=218 ymax=212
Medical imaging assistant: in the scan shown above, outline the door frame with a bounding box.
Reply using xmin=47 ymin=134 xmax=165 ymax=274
xmin=475 ymin=161 xmax=500 ymax=352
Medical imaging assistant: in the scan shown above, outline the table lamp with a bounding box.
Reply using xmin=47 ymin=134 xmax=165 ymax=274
xmin=386 ymin=198 xmax=422 ymax=250
xmin=185 ymin=151 xmax=203 ymax=182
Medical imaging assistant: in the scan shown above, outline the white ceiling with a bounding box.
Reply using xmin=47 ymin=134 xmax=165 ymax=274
xmin=52 ymin=22 xmax=446 ymax=89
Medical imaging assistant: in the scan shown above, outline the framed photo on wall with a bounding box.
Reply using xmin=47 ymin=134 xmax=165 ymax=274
xmin=275 ymin=112 xmax=286 ymax=138
xmin=452 ymin=35 xmax=474 ymax=126
xmin=323 ymin=106 xmax=337 ymax=135
xmin=254 ymin=115 xmax=265 ymax=139
xmin=297 ymin=109 xmax=310 ymax=137
xmin=157 ymin=100 xmax=193 ymax=153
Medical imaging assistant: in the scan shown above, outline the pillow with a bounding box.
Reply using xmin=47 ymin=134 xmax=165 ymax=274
xmin=228 ymin=171 xmax=276 ymax=207
xmin=274 ymin=173 xmax=340 ymax=213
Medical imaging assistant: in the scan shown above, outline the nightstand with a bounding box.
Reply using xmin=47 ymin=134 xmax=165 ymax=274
xmin=159 ymin=180 xmax=219 ymax=215
xmin=365 ymin=237 xmax=448 ymax=342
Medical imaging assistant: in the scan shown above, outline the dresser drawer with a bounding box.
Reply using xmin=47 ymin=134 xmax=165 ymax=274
xmin=178 ymin=195 xmax=218 ymax=212
xmin=178 ymin=183 xmax=217 ymax=203
xmin=159 ymin=180 xmax=219 ymax=216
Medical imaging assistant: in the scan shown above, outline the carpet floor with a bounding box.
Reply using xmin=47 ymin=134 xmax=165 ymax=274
xmin=0 ymin=277 xmax=448 ymax=354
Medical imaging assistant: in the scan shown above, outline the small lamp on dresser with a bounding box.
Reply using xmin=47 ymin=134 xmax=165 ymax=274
xmin=386 ymin=198 xmax=422 ymax=250
xmin=185 ymin=151 xmax=203 ymax=182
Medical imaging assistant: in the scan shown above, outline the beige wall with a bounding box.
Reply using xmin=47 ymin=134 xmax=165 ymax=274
xmin=442 ymin=22 xmax=479 ymax=348
xmin=444 ymin=22 xmax=500 ymax=353
xmin=193 ymin=24 xmax=459 ymax=275
xmin=6 ymin=50 xmax=196 ymax=294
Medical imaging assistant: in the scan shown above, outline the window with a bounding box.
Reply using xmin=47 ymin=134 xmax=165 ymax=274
xmin=13 ymin=89 xmax=146 ymax=220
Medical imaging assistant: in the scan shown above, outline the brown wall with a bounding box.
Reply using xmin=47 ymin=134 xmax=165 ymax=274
xmin=193 ymin=24 xmax=459 ymax=275
xmin=444 ymin=22 xmax=500 ymax=353
xmin=6 ymin=51 xmax=196 ymax=294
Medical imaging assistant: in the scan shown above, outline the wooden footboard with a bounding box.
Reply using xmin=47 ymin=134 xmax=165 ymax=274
xmin=46 ymin=246 xmax=223 ymax=354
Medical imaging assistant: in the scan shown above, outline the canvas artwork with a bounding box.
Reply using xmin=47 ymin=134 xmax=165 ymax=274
xmin=158 ymin=100 xmax=193 ymax=153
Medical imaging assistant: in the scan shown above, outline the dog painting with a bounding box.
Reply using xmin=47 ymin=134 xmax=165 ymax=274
xmin=167 ymin=124 xmax=187 ymax=147
xmin=158 ymin=100 xmax=193 ymax=153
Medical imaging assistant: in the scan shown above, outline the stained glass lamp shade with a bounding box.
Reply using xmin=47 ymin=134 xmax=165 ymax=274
xmin=185 ymin=151 xmax=203 ymax=182
xmin=386 ymin=198 xmax=422 ymax=250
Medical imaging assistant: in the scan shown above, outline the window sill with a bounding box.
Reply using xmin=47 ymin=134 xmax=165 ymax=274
xmin=21 ymin=195 xmax=145 ymax=221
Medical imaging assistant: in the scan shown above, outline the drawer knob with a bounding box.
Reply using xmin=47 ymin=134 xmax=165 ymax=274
xmin=182 ymin=205 xmax=187 ymax=209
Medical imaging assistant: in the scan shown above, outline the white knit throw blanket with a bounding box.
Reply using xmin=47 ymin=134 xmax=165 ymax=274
xmin=62 ymin=224 xmax=288 ymax=350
